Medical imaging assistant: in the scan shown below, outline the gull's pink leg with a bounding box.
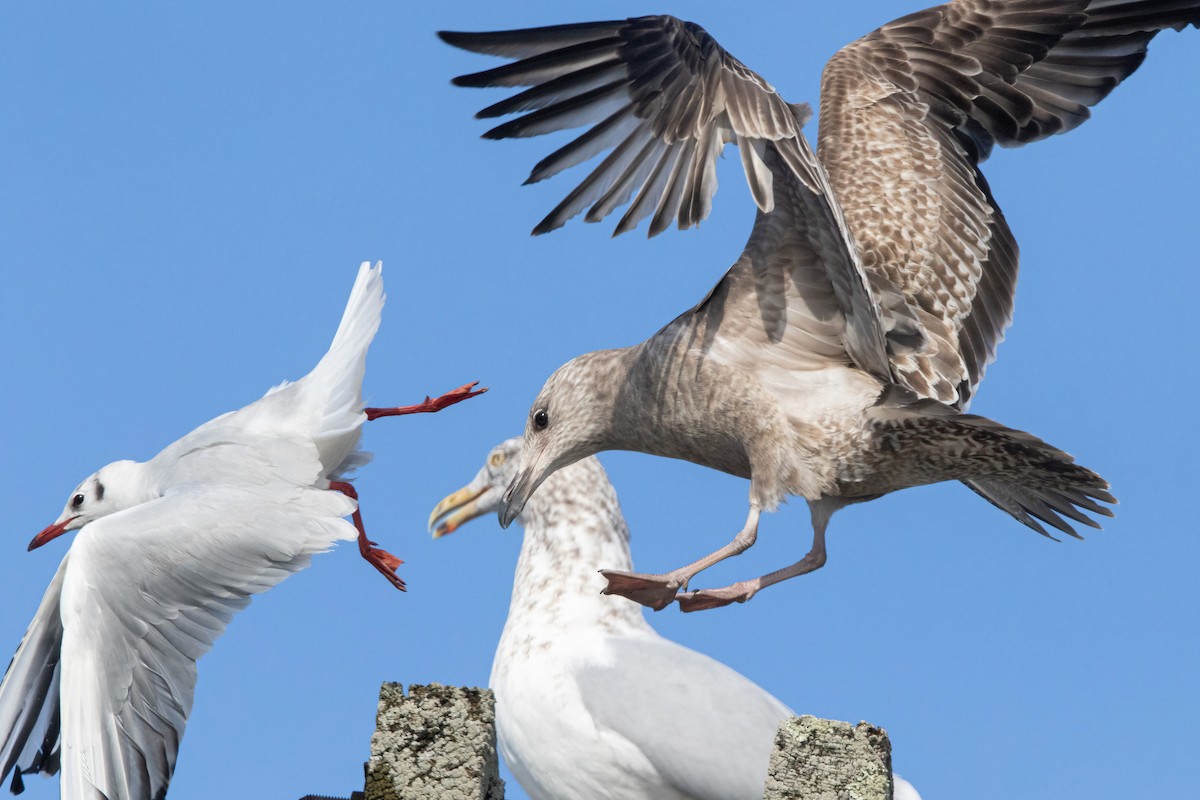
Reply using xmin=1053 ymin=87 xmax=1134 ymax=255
xmin=601 ymin=504 xmax=762 ymax=611
xmin=365 ymin=381 xmax=487 ymax=420
xmin=330 ymin=480 xmax=406 ymax=592
xmin=676 ymin=499 xmax=833 ymax=612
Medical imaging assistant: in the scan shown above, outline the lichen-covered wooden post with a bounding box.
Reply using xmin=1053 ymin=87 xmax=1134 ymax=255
xmin=364 ymin=682 xmax=504 ymax=800
xmin=763 ymin=715 xmax=894 ymax=800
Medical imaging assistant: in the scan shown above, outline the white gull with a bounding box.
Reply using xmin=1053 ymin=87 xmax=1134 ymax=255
xmin=0 ymin=262 xmax=484 ymax=799
xmin=430 ymin=437 xmax=922 ymax=800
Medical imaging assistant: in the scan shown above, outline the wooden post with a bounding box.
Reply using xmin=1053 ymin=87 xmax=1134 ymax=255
xmin=763 ymin=715 xmax=894 ymax=800
xmin=363 ymin=682 xmax=504 ymax=800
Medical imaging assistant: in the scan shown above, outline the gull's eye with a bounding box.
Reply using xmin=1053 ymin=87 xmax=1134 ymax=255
xmin=71 ymin=494 xmax=85 ymax=510
xmin=489 ymin=452 xmax=506 ymax=468
xmin=533 ymin=409 xmax=549 ymax=431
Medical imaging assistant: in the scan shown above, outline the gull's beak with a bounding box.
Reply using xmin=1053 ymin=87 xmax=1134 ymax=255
xmin=499 ymin=466 xmax=536 ymax=529
xmin=428 ymin=483 xmax=491 ymax=539
xmin=28 ymin=517 xmax=77 ymax=551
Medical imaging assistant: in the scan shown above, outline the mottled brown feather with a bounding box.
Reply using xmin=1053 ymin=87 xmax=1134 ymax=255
xmin=819 ymin=0 xmax=1198 ymax=407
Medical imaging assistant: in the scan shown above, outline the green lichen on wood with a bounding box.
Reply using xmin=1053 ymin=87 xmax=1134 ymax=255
xmin=364 ymin=682 xmax=504 ymax=800
xmin=763 ymin=715 xmax=894 ymax=800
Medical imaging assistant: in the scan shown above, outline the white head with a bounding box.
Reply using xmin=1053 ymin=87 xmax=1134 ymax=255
xmin=428 ymin=437 xmax=524 ymax=537
xmin=29 ymin=460 xmax=149 ymax=550
xmin=498 ymin=350 xmax=627 ymax=528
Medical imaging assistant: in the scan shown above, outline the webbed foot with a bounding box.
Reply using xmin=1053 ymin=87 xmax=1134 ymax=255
xmin=365 ymin=381 xmax=487 ymax=419
xmin=676 ymin=582 xmax=757 ymax=613
xmin=361 ymin=542 xmax=407 ymax=592
xmin=600 ymin=569 xmax=684 ymax=611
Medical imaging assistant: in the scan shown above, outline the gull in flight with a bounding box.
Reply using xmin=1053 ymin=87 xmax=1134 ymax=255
xmin=0 ymin=262 xmax=484 ymax=799
xmin=441 ymin=1 xmax=1198 ymax=611
xmin=430 ymin=437 xmax=922 ymax=800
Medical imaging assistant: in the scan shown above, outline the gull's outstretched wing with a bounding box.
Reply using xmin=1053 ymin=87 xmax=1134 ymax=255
xmin=0 ymin=557 xmax=68 ymax=794
xmin=441 ymin=17 xmax=826 ymax=238
xmin=443 ymin=17 xmax=897 ymax=381
xmin=55 ymin=481 xmax=355 ymax=800
xmin=819 ymin=0 xmax=1200 ymax=407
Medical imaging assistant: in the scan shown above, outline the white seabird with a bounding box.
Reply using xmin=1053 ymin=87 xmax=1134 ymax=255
xmin=0 ymin=262 xmax=484 ymax=799
xmin=429 ymin=437 xmax=923 ymax=800
xmin=441 ymin=2 xmax=1199 ymax=611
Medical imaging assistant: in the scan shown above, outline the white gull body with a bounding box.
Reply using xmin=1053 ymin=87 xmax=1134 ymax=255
xmin=430 ymin=438 xmax=921 ymax=800
xmin=0 ymin=262 xmax=391 ymax=800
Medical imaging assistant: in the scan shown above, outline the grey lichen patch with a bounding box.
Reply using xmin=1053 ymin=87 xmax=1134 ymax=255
xmin=763 ymin=715 xmax=894 ymax=800
xmin=365 ymin=682 xmax=504 ymax=800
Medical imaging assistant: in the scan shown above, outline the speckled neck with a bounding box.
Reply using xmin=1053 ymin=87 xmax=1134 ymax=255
xmin=495 ymin=456 xmax=650 ymax=666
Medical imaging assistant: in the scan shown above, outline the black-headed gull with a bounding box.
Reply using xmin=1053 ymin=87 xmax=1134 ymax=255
xmin=0 ymin=262 xmax=484 ymax=799
xmin=430 ymin=437 xmax=921 ymax=800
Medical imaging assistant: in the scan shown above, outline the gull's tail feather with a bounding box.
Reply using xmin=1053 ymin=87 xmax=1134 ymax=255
xmin=872 ymin=387 xmax=1115 ymax=540
xmin=304 ymin=261 xmax=386 ymax=473
xmin=964 ymin=477 xmax=1114 ymax=541
xmin=0 ymin=557 xmax=67 ymax=794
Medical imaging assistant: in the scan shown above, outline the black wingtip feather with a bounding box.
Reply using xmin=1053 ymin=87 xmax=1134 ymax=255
xmin=530 ymin=217 xmax=560 ymax=236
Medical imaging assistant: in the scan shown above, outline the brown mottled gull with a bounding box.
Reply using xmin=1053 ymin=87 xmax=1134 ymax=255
xmin=441 ymin=2 xmax=1198 ymax=611
xmin=429 ymin=437 xmax=922 ymax=800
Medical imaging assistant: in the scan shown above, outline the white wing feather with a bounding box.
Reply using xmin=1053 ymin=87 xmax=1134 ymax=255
xmin=576 ymin=635 xmax=792 ymax=800
xmin=56 ymin=482 xmax=355 ymax=800
xmin=0 ymin=556 xmax=68 ymax=792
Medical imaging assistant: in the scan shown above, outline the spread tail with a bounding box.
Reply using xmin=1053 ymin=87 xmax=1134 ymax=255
xmin=311 ymin=261 xmax=385 ymax=421
xmin=872 ymin=387 xmax=1115 ymax=539
xmin=298 ymin=262 xmax=386 ymax=473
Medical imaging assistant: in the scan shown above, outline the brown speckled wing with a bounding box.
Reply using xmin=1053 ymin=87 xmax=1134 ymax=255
xmin=818 ymin=0 xmax=1200 ymax=408
xmin=441 ymin=16 xmax=826 ymax=238
xmin=444 ymin=16 xmax=896 ymax=381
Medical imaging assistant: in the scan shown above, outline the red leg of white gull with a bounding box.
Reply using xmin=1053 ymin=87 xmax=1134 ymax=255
xmin=364 ymin=381 xmax=487 ymax=420
xmin=329 ymin=480 xmax=406 ymax=592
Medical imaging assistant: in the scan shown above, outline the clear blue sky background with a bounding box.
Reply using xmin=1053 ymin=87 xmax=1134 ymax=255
xmin=1 ymin=3 xmax=1196 ymax=799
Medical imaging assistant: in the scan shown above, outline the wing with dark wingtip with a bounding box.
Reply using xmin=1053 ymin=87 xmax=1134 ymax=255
xmin=441 ymin=16 xmax=826 ymax=238
xmin=443 ymin=16 xmax=901 ymax=381
xmin=54 ymin=481 xmax=356 ymax=800
xmin=0 ymin=557 xmax=67 ymax=795
xmin=819 ymin=0 xmax=1200 ymax=408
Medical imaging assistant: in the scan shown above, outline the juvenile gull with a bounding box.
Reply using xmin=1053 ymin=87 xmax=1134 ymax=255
xmin=441 ymin=2 xmax=1199 ymax=611
xmin=429 ymin=437 xmax=923 ymax=800
xmin=0 ymin=263 xmax=484 ymax=799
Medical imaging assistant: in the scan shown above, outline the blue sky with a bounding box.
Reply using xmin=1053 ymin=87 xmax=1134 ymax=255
xmin=1 ymin=2 xmax=1196 ymax=798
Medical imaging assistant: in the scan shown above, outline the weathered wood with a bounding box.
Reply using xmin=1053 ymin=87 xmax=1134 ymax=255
xmin=364 ymin=682 xmax=504 ymax=800
xmin=763 ymin=715 xmax=894 ymax=800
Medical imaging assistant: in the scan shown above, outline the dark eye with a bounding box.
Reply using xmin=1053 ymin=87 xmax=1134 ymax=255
xmin=533 ymin=409 xmax=549 ymax=430
xmin=71 ymin=494 xmax=85 ymax=509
